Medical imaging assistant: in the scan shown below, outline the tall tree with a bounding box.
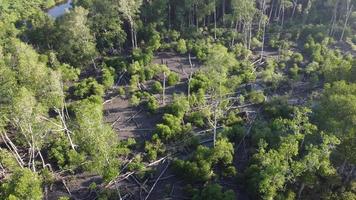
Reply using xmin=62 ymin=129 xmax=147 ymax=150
xmin=117 ymin=0 xmax=143 ymax=50
xmin=54 ymin=7 xmax=98 ymax=68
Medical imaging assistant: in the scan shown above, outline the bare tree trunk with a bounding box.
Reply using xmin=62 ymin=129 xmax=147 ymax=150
xmin=291 ymin=0 xmax=298 ymax=18
xmin=329 ymin=1 xmax=338 ymax=36
xmin=130 ymin=21 xmax=135 ymax=50
xmin=281 ymin=4 xmax=285 ymax=27
xmin=1 ymin=132 xmax=25 ymax=168
xmin=345 ymin=166 xmax=355 ymax=183
xmin=276 ymin=1 xmax=281 ymax=21
xmin=248 ymin=23 xmax=252 ymax=50
xmin=297 ymin=182 xmax=305 ymax=200
xmin=268 ymin=0 xmax=274 ymax=23
xmin=340 ymin=4 xmax=353 ymax=41
xmin=168 ymin=3 xmax=171 ymax=29
xmin=195 ymin=5 xmax=199 ymax=31
xmin=56 ymin=107 xmax=76 ymax=151
xmin=243 ymin=23 xmax=247 ymax=47
xmin=214 ymin=6 xmax=217 ymax=40
xmin=260 ymin=20 xmax=266 ymax=62
xmin=188 ymin=10 xmax=192 ymax=27
xmin=213 ymin=105 xmax=217 ymax=147
xmin=339 ymin=159 xmax=347 ymax=174
xmin=188 ymin=54 xmax=193 ymax=97
xmin=162 ymin=72 xmax=166 ymax=105
xmin=222 ymin=0 xmax=226 ymax=24
xmin=31 ymin=134 xmax=36 ymax=172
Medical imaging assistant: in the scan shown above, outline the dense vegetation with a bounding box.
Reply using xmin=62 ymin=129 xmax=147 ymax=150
xmin=0 ymin=0 xmax=355 ymax=199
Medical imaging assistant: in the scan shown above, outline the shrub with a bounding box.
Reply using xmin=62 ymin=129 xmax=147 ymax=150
xmin=169 ymin=30 xmax=180 ymax=41
xmin=176 ymin=39 xmax=188 ymax=54
xmin=193 ymin=184 xmax=235 ymax=200
xmin=251 ymin=37 xmax=262 ymax=49
xmin=73 ymin=78 xmax=104 ymax=99
xmin=166 ymin=95 xmax=190 ymax=118
xmin=247 ymin=91 xmax=265 ymax=104
xmin=59 ymin=64 xmax=80 ymax=82
xmin=289 ymin=64 xmax=300 ymax=80
xmin=292 ymin=52 xmax=304 ymax=64
xmin=101 ymin=66 xmax=116 ymax=89
xmin=224 ymin=110 xmax=243 ymax=126
xmin=187 ymin=111 xmax=206 ymax=128
xmin=167 ymin=72 xmax=180 ymax=86
xmin=144 ymin=67 xmax=155 ymax=80
xmin=129 ymin=94 xmax=140 ymax=106
xmin=147 ymin=30 xmax=161 ymax=51
xmin=151 ymin=81 xmax=163 ymax=94
xmin=144 ymin=134 xmax=165 ymax=161
xmin=1 ymin=169 xmax=43 ymax=200
xmin=146 ymin=96 xmax=159 ymax=113
xmin=233 ymin=43 xmax=252 ymax=59
xmin=129 ymin=75 xmax=140 ymax=93
xmin=128 ymin=61 xmax=142 ymax=75
xmin=117 ymin=87 xmax=126 ymax=96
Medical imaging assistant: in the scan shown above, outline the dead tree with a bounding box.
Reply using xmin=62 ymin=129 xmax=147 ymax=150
xmin=340 ymin=3 xmax=353 ymax=41
xmin=162 ymin=71 xmax=166 ymax=105
xmin=144 ymin=162 xmax=170 ymax=200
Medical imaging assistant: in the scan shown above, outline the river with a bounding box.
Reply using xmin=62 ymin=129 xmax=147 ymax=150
xmin=47 ymin=0 xmax=72 ymax=18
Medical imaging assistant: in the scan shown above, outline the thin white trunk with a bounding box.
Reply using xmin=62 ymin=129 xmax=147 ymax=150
xmin=260 ymin=21 xmax=266 ymax=62
xmin=162 ymin=72 xmax=166 ymax=105
xmin=213 ymin=105 xmax=217 ymax=147
xmin=340 ymin=4 xmax=353 ymax=41
xmin=297 ymin=183 xmax=305 ymax=200
xmin=291 ymin=0 xmax=298 ymax=18
xmin=214 ymin=7 xmax=217 ymax=40
xmin=1 ymin=132 xmax=25 ymax=167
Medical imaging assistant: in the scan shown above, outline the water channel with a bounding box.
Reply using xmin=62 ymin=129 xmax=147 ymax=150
xmin=47 ymin=0 xmax=72 ymax=18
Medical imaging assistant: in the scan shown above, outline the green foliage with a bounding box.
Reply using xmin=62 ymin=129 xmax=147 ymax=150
xmin=165 ymin=94 xmax=190 ymax=118
xmin=54 ymin=7 xmax=98 ymax=68
xmin=101 ymin=66 xmax=116 ymax=89
xmin=167 ymin=72 xmax=180 ymax=86
xmin=146 ymin=26 xmax=161 ymax=51
xmin=117 ymin=86 xmax=126 ymax=96
xmin=129 ymin=93 xmax=141 ymax=106
xmin=151 ymin=81 xmax=163 ymax=94
xmin=289 ymin=64 xmax=300 ymax=80
xmin=176 ymin=39 xmax=187 ymax=54
xmin=70 ymin=96 xmax=119 ymax=180
xmin=263 ymin=97 xmax=294 ymax=119
xmin=173 ymin=138 xmax=235 ymax=183
xmin=155 ymin=113 xmax=190 ymax=141
xmin=224 ymin=110 xmax=243 ymax=126
xmin=315 ymin=81 xmax=356 ymax=165
xmin=192 ymin=184 xmax=235 ymax=200
xmin=261 ymin=58 xmax=283 ymax=88
xmin=132 ymin=48 xmax=154 ymax=66
xmin=129 ymin=75 xmax=140 ymax=93
xmin=0 ymin=149 xmax=20 ymax=172
xmin=73 ymin=78 xmax=104 ymax=99
xmin=77 ymin=0 xmax=127 ymax=54
xmin=187 ymin=111 xmax=207 ymax=128
xmin=144 ymin=134 xmax=165 ymax=161
xmin=292 ymin=52 xmax=304 ymax=64
xmin=128 ymin=61 xmax=143 ymax=75
xmin=117 ymin=138 xmax=136 ymax=156
xmin=232 ymin=43 xmax=252 ymax=60
xmin=246 ymin=108 xmax=340 ymax=200
xmin=146 ymin=96 xmax=159 ymax=113
xmin=0 ymin=169 xmax=43 ymax=200
xmin=247 ymin=91 xmax=265 ymax=104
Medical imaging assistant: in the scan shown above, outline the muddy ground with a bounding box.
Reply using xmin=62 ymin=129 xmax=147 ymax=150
xmin=46 ymin=48 xmax=324 ymax=200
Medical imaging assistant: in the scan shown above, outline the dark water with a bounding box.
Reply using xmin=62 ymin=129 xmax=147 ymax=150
xmin=47 ymin=0 xmax=72 ymax=18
